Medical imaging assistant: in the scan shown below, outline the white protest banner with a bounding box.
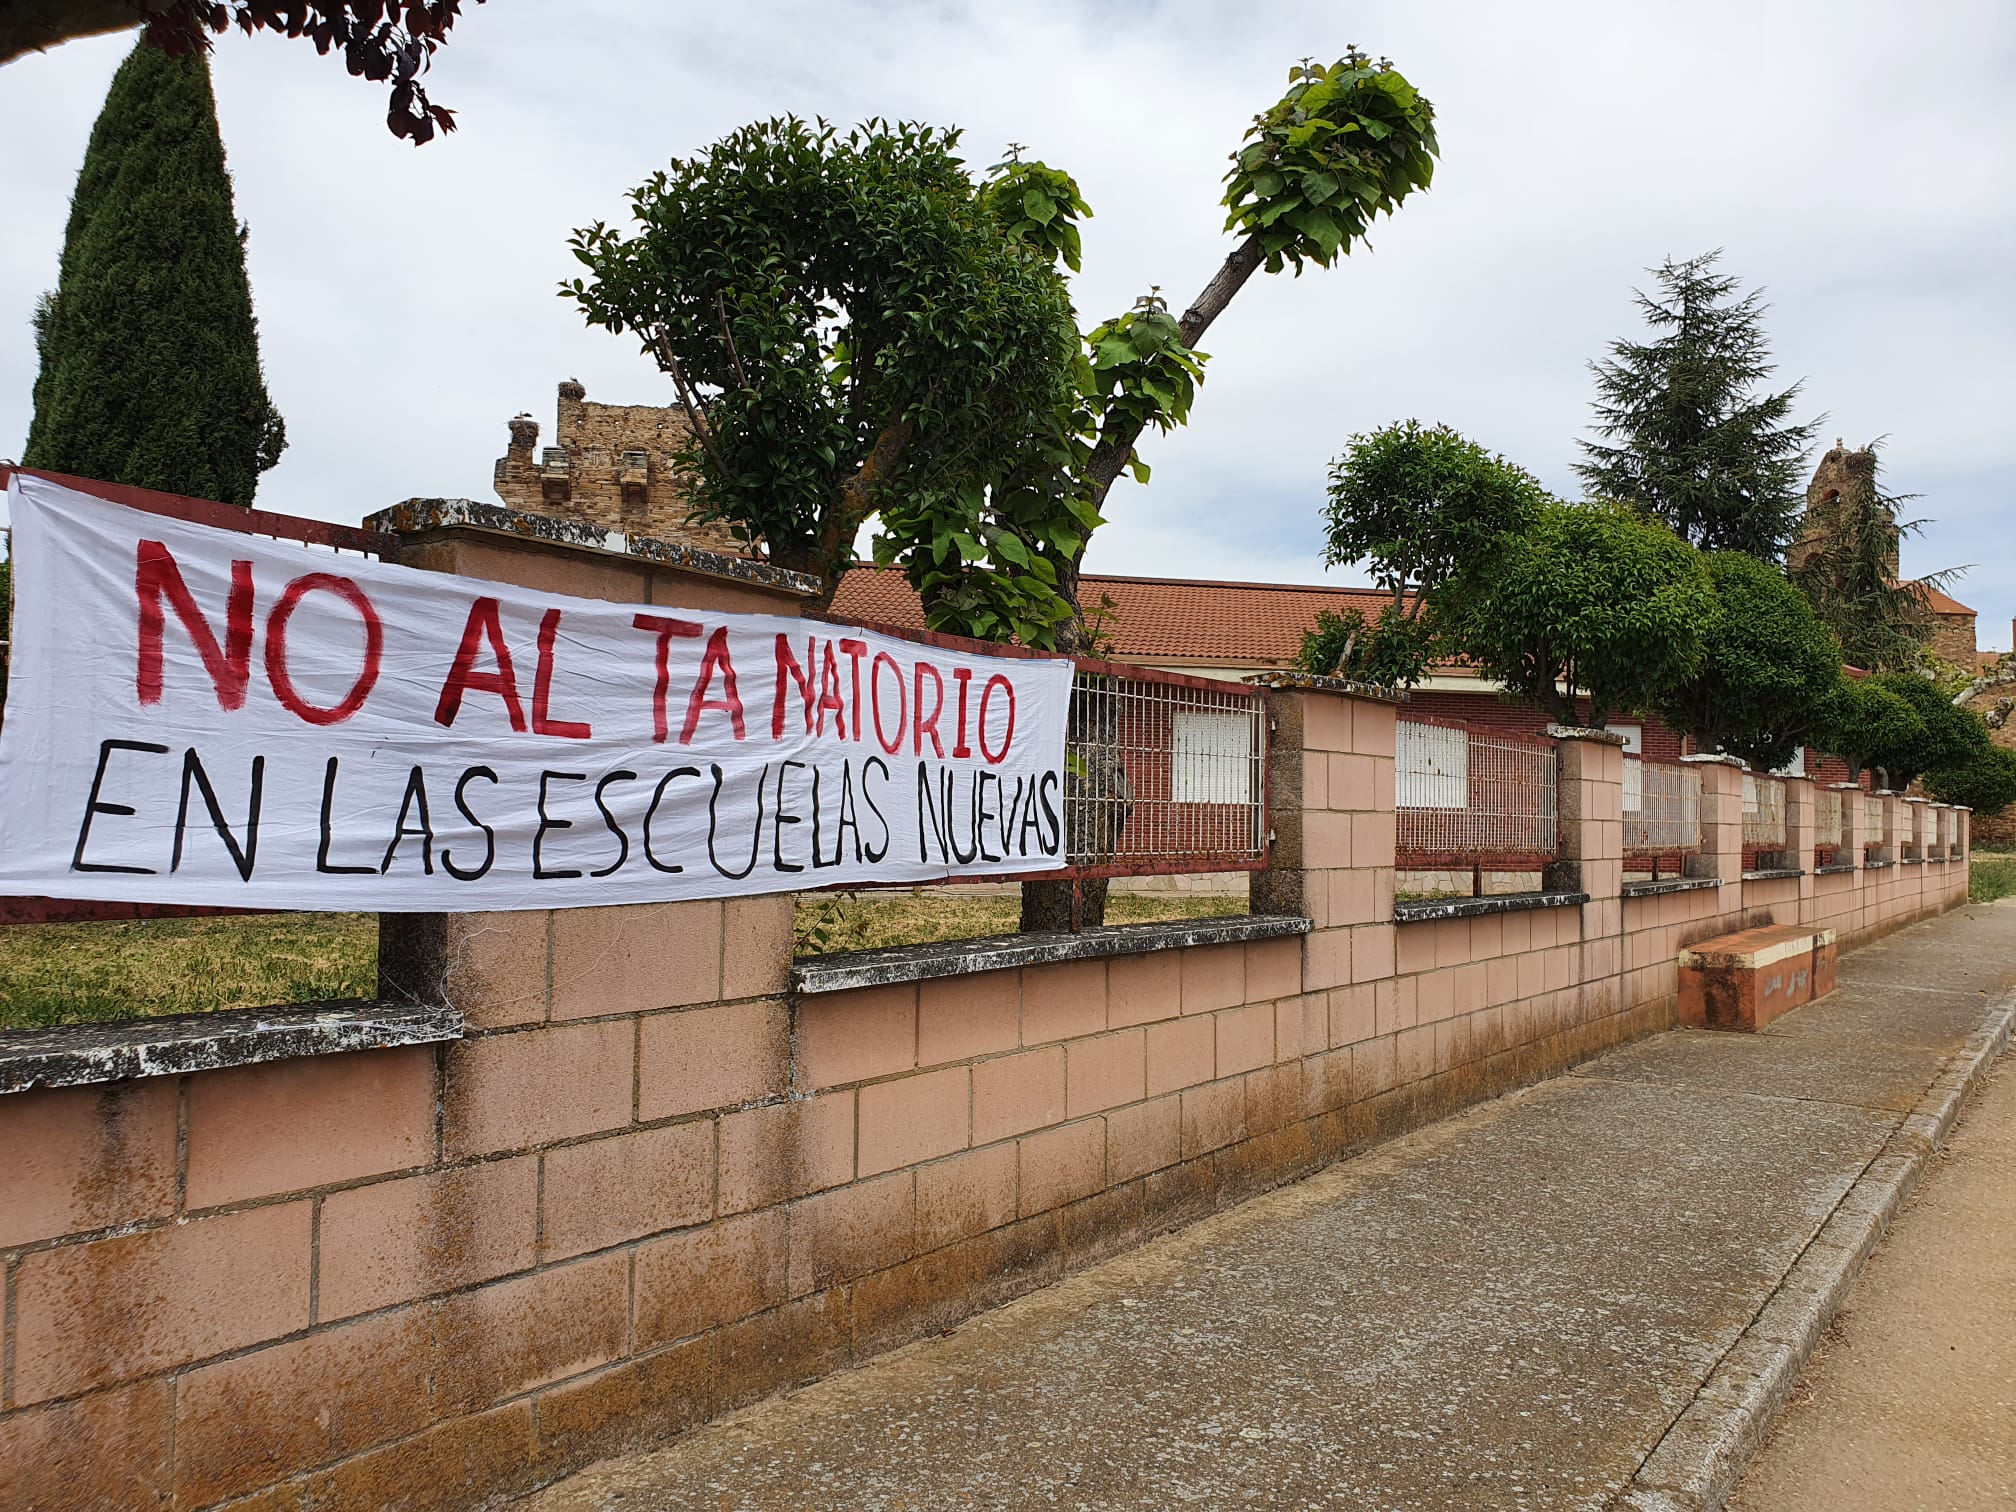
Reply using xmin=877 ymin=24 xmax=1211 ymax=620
xmin=0 ymin=477 xmax=1072 ymax=911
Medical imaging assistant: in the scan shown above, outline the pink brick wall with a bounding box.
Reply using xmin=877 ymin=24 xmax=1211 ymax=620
xmin=0 ymin=555 xmax=1974 ymax=1510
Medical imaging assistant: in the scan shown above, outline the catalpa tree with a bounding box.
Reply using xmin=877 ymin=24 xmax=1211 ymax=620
xmin=567 ymin=52 xmax=1439 ymax=929
xmin=567 ymin=50 xmax=1439 ymax=648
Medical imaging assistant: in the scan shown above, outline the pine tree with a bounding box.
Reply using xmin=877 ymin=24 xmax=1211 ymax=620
xmin=1576 ymin=251 xmax=1817 ymax=558
xmin=24 ymin=39 xmax=285 ymax=507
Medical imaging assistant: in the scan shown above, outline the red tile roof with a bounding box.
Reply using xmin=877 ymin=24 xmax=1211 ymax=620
xmin=1922 ymin=585 xmax=1975 ymax=616
xmin=829 ymin=565 xmax=1390 ymax=668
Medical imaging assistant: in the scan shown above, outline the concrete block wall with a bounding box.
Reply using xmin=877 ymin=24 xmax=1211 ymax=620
xmin=0 ymin=562 xmax=1974 ymax=1511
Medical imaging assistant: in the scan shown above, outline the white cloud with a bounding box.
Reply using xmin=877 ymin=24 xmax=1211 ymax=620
xmin=3 ymin=0 xmax=2012 ymax=646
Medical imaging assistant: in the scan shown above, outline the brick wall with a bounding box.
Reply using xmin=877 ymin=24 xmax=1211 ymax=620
xmin=0 ymin=544 xmax=1975 ymax=1511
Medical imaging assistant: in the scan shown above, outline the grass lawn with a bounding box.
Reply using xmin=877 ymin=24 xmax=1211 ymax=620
xmin=1971 ymin=854 xmax=2016 ymax=905
xmin=0 ymin=913 xmax=378 ymax=1032
xmin=794 ymin=890 xmax=1244 ymax=955
xmin=0 ymin=893 xmax=1244 ymax=1031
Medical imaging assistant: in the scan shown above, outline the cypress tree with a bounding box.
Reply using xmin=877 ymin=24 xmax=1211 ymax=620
xmin=1576 ymin=251 xmax=1817 ymax=559
xmin=24 ymin=40 xmax=285 ymax=507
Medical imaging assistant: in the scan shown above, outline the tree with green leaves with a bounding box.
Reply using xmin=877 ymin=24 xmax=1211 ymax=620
xmin=24 ymin=40 xmax=285 ymax=507
xmin=1813 ymin=674 xmax=1925 ymax=785
xmin=1789 ymin=441 xmax=1948 ymax=673
xmin=1655 ymin=552 xmax=1841 ymax=771
xmin=1926 ymin=745 xmax=2016 ymax=819
xmin=1576 ymin=251 xmax=1819 ymax=559
xmin=1301 ymin=420 xmax=1545 ymax=686
xmin=1440 ymin=501 xmax=1714 ymax=729
xmin=569 ymin=53 xmax=1436 ymax=648
xmin=568 ymin=118 xmax=1081 ymax=619
xmin=1858 ymin=672 xmax=1990 ymax=789
xmin=1042 ymin=53 xmax=1438 ymax=642
xmin=568 ymin=54 xmax=1438 ymax=929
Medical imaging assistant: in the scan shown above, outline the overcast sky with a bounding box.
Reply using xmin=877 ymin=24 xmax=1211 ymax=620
xmin=3 ymin=0 xmax=2011 ymax=650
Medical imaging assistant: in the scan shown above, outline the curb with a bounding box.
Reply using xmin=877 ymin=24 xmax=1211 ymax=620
xmin=1611 ymin=982 xmax=2016 ymax=1511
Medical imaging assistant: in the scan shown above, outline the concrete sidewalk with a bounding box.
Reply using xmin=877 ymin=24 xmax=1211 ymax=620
xmin=1727 ymin=1055 xmax=2016 ymax=1509
xmin=522 ymin=903 xmax=2016 ymax=1512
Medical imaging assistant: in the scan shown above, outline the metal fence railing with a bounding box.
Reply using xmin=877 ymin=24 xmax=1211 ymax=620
xmin=1741 ymin=773 xmax=1789 ymax=869
xmin=1623 ymin=757 xmax=1700 ymax=878
xmin=1059 ymin=667 xmax=1268 ymax=877
xmin=1395 ymin=719 xmax=1557 ymax=872
xmin=1814 ymin=787 xmax=1845 ymax=867
xmin=0 ymin=467 xmax=393 ymax=929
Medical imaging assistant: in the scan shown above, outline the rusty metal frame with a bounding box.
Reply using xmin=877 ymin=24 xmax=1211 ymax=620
xmin=1394 ymin=717 xmax=1558 ymax=878
xmin=813 ymin=614 xmax=1273 ymax=893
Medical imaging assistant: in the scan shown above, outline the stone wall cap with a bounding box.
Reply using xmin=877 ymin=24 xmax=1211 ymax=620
xmin=1392 ymin=890 xmax=1589 ymax=923
xmin=1240 ymin=670 xmax=1408 ymax=704
xmin=1679 ymin=753 xmax=1747 ymax=767
xmin=1545 ymin=725 xmax=1628 ymax=745
xmin=0 ymin=1001 xmax=463 ymax=1095
xmin=792 ymin=912 xmax=1311 ymax=995
xmin=368 ymin=497 xmax=822 ymax=597
xmin=1621 ymin=876 xmax=1722 ymax=898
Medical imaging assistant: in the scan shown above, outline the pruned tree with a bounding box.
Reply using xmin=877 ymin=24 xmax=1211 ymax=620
xmin=1039 ymin=52 xmax=1439 ymax=640
xmin=1655 ymin=551 xmax=1841 ymax=771
xmin=24 ymin=38 xmax=286 ymax=506
xmin=1813 ymin=674 xmax=1923 ymax=786
xmin=1926 ymin=744 xmax=2016 ymax=818
xmin=567 ymin=118 xmax=1082 ymax=617
xmin=1440 ymin=500 xmax=1714 ymax=729
xmin=1577 ymin=251 xmax=1820 ymax=559
xmin=567 ymin=53 xmax=1438 ymax=931
xmin=1015 ymin=51 xmax=1439 ymax=931
xmin=1858 ymin=673 xmax=1993 ymax=790
xmin=2 ymin=0 xmax=481 ymax=142
xmin=1303 ymin=420 xmax=1545 ymax=686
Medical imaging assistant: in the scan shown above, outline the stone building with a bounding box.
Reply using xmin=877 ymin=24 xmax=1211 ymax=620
xmin=1790 ymin=441 xmax=1982 ymax=667
xmin=493 ymin=380 xmax=742 ymax=554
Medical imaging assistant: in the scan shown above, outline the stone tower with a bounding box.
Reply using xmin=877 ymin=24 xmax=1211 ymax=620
xmin=1789 ymin=441 xmax=1896 ymax=578
xmin=493 ymin=380 xmax=743 ymax=555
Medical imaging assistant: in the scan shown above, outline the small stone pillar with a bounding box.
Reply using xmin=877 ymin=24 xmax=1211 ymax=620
xmin=1681 ymin=754 xmax=1745 ymax=883
xmin=1547 ymin=726 xmax=1626 ymax=939
xmin=1903 ymin=796 xmax=1929 ymax=861
xmin=1249 ymin=675 xmax=1400 ymax=999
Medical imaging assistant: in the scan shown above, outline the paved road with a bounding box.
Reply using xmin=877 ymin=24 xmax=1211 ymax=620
xmin=521 ymin=904 xmax=2016 ymax=1512
xmin=1728 ymin=1053 xmax=2016 ymax=1511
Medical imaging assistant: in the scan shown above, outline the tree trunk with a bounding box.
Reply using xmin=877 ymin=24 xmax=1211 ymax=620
xmin=1022 ymin=234 xmax=1267 ymax=931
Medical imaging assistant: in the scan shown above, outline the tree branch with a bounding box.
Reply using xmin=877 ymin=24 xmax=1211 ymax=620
xmin=651 ymin=334 xmax=730 ymax=478
xmin=712 ymin=292 xmax=750 ymax=391
xmin=810 ymin=418 xmax=915 ymax=605
xmin=1046 ymin=233 xmax=1267 ymax=648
